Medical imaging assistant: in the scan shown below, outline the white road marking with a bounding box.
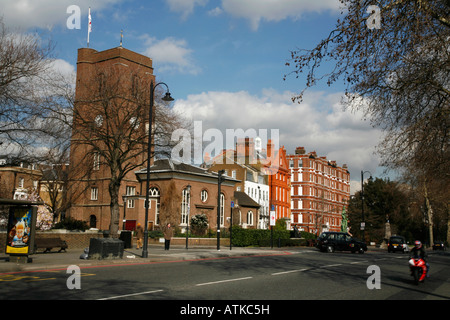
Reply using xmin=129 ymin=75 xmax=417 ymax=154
xmin=272 ymin=268 xmax=310 ymax=276
xmin=320 ymin=264 xmax=343 ymax=268
xmin=98 ymin=289 xmax=164 ymax=300
xmin=196 ymin=277 xmax=253 ymax=286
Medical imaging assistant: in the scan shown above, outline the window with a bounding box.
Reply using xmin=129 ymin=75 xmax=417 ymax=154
xmin=126 ymin=186 xmax=136 ymax=208
xmin=220 ymin=193 xmax=225 ymax=226
xmin=91 ymin=187 xmax=98 ymax=200
xmin=232 ymin=170 xmax=237 ymax=178
xmin=18 ymin=177 xmax=24 ymax=188
xmin=181 ymin=187 xmax=190 ymax=225
xmin=93 ymin=152 xmax=100 ymax=170
xmin=247 ymin=211 xmax=254 ymax=226
xmin=201 ymin=189 xmax=208 ymax=202
xmin=148 ymin=187 xmax=160 ymax=225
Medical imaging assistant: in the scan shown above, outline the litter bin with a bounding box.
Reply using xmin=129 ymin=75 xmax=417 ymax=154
xmin=88 ymin=238 xmax=124 ymax=260
xmin=119 ymin=230 xmax=132 ymax=249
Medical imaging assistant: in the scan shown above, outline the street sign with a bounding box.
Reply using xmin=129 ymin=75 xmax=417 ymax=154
xmin=270 ymin=211 xmax=276 ymax=226
xmin=231 ymin=201 xmax=234 ymax=208
xmin=360 ymin=222 xmax=365 ymax=230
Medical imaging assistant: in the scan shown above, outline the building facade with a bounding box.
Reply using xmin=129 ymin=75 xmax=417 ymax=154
xmin=133 ymin=159 xmax=238 ymax=233
xmin=266 ymin=141 xmax=291 ymax=227
xmin=0 ymin=159 xmax=42 ymax=200
xmin=287 ymin=147 xmax=350 ymax=235
xmin=67 ymin=46 xmax=156 ymax=231
xmin=207 ymin=138 xmax=292 ymax=229
xmin=67 ymin=46 xmax=242 ymax=233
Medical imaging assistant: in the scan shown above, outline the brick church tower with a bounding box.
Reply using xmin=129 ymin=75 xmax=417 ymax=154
xmin=68 ymin=46 xmax=155 ymax=233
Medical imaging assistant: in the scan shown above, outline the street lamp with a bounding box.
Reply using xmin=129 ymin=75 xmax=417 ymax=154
xmin=142 ymin=81 xmax=174 ymax=259
xmin=360 ymin=170 xmax=373 ymax=243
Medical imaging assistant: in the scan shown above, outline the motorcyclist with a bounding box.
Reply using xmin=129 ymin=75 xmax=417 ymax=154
xmin=409 ymin=240 xmax=429 ymax=277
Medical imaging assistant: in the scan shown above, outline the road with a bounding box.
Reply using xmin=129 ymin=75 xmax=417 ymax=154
xmin=1 ymin=248 xmax=449 ymax=305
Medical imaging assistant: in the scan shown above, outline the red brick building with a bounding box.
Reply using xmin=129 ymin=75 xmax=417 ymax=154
xmin=134 ymin=159 xmax=238 ymax=232
xmin=0 ymin=160 xmax=42 ymax=200
xmin=67 ymin=46 xmax=239 ymax=233
xmin=287 ymin=147 xmax=350 ymax=235
xmin=266 ymin=141 xmax=291 ymax=226
xmin=206 ymin=138 xmax=291 ymax=229
xmin=67 ymin=46 xmax=153 ymax=232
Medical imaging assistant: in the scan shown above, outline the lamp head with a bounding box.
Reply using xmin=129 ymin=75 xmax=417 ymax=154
xmin=162 ymin=91 xmax=174 ymax=102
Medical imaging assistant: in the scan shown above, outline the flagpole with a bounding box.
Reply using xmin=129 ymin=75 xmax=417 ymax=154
xmin=87 ymin=7 xmax=91 ymax=48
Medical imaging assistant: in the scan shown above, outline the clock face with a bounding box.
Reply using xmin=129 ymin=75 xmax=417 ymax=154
xmin=94 ymin=115 xmax=103 ymax=127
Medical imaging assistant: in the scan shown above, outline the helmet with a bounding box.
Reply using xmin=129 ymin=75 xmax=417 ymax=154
xmin=414 ymin=240 xmax=422 ymax=249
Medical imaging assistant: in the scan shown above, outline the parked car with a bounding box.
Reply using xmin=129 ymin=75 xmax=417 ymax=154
xmin=316 ymin=232 xmax=367 ymax=254
xmin=432 ymin=241 xmax=446 ymax=251
xmin=387 ymin=235 xmax=409 ymax=253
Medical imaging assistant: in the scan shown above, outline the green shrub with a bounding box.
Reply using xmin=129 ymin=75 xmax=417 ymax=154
xmin=231 ymin=226 xmax=290 ymax=247
xmin=148 ymin=230 xmax=163 ymax=239
xmin=190 ymin=214 xmax=208 ymax=236
xmin=53 ymin=217 xmax=89 ymax=231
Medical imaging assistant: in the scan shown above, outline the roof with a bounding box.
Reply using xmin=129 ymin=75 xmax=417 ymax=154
xmin=135 ymin=159 xmax=240 ymax=184
xmin=233 ymin=191 xmax=260 ymax=208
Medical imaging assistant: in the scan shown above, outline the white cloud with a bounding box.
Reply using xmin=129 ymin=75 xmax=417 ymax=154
xmin=173 ymin=89 xmax=382 ymax=192
xmin=165 ymin=0 xmax=208 ymax=20
xmin=221 ymin=0 xmax=341 ymax=30
xmin=208 ymin=7 xmax=223 ymax=17
xmin=0 ymin=0 xmax=123 ymax=30
xmin=141 ymin=35 xmax=201 ymax=75
xmin=48 ymin=59 xmax=76 ymax=79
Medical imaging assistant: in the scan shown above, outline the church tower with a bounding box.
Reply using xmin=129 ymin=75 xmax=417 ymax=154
xmin=68 ymin=46 xmax=155 ymax=232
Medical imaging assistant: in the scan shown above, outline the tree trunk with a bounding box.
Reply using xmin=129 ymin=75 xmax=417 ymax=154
xmin=446 ymin=204 xmax=450 ymax=246
xmin=109 ymin=179 xmax=121 ymax=238
xmin=423 ymin=182 xmax=433 ymax=247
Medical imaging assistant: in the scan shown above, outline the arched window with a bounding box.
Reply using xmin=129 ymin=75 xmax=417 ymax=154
xmin=181 ymin=187 xmax=190 ymax=225
xmin=247 ymin=211 xmax=254 ymax=226
xmin=201 ymin=189 xmax=208 ymax=202
xmin=220 ymin=193 xmax=225 ymax=226
xmin=149 ymin=187 xmax=160 ymax=225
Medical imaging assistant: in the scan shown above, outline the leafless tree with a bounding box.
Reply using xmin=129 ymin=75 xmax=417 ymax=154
xmin=285 ymin=0 xmax=449 ymax=242
xmin=159 ymin=180 xmax=182 ymax=229
xmin=0 ymin=19 xmax=54 ymax=154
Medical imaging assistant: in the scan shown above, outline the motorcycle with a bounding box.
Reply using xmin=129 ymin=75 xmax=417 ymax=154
xmin=409 ymin=258 xmax=426 ymax=285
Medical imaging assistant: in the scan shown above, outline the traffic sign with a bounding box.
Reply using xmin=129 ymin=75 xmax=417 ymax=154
xmin=270 ymin=211 xmax=276 ymax=226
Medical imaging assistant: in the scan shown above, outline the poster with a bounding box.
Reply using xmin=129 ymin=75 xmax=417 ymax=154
xmin=5 ymin=206 xmax=36 ymax=255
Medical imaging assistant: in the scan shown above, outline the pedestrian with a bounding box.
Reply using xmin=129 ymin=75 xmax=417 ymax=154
xmin=163 ymin=223 xmax=173 ymax=250
xmin=135 ymin=223 xmax=144 ymax=249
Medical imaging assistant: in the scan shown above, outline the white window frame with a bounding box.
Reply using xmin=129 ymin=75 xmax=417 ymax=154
xmin=91 ymin=187 xmax=98 ymax=200
xmin=126 ymin=186 xmax=136 ymax=208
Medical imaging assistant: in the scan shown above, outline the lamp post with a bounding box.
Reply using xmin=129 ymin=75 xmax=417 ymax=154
xmin=360 ymin=170 xmax=372 ymax=243
xmin=142 ymin=81 xmax=174 ymax=259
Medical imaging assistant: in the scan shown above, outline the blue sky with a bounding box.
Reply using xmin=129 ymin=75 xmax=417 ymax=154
xmin=0 ymin=0 xmax=388 ymax=193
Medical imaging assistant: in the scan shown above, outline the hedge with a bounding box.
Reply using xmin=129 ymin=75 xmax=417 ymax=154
xmin=231 ymin=227 xmax=290 ymax=247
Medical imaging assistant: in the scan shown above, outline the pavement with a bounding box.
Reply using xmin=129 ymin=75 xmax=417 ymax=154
xmin=0 ymin=244 xmax=298 ymax=273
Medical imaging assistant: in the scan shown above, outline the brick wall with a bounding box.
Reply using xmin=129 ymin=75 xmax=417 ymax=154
xmin=0 ymin=231 xmax=230 ymax=252
xmin=0 ymin=230 xmax=105 ymax=252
